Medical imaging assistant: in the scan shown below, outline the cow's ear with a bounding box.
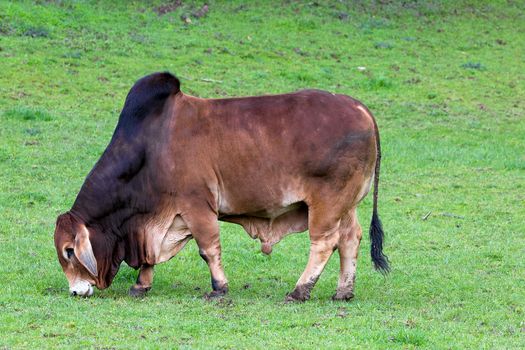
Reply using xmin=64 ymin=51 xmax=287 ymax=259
xmin=74 ymin=226 xmax=98 ymax=277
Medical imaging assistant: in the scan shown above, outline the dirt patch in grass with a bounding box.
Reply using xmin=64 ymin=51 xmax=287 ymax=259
xmin=153 ymin=1 xmax=183 ymax=16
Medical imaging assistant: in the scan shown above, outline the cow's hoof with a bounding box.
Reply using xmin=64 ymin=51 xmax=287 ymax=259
xmin=284 ymin=294 xmax=305 ymax=303
xmin=203 ymin=289 xmax=227 ymax=300
xmin=332 ymin=292 xmax=355 ymax=301
xmin=284 ymin=289 xmax=310 ymax=303
xmin=129 ymin=285 xmax=150 ymax=298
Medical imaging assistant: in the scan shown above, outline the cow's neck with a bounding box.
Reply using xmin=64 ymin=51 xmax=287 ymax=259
xmin=70 ymin=132 xmax=153 ymax=236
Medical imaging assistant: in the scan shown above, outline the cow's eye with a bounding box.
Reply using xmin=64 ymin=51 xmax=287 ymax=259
xmin=65 ymin=248 xmax=74 ymax=259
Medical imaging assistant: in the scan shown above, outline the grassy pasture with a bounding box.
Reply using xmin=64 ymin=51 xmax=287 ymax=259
xmin=1 ymin=0 xmax=524 ymax=348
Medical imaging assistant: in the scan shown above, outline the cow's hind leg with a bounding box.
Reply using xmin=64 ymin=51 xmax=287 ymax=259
xmin=285 ymin=204 xmax=340 ymax=302
xmin=129 ymin=264 xmax=154 ymax=297
xmin=333 ymin=210 xmax=362 ymax=301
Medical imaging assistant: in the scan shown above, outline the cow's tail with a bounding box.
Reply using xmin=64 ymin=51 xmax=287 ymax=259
xmin=369 ymin=114 xmax=390 ymax=274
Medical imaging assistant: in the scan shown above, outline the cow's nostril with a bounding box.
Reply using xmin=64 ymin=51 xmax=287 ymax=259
xmin=71 ymin=291 xmax=77 ymax=296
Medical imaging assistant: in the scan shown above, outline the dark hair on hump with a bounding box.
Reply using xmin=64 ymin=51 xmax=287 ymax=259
xmin=116 ymin=72 xmax=181 ymax=133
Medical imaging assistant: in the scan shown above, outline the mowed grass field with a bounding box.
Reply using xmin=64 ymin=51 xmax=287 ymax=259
xmin=1 ymin=0 xmax=524 ymax=348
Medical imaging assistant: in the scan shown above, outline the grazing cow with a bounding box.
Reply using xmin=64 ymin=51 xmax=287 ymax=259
xmin=54 ymin=72 xmax=389 ymax=301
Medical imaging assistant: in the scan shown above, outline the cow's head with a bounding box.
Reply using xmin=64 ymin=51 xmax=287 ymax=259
xmin=54 ymin=212 xmax=121 ymax=296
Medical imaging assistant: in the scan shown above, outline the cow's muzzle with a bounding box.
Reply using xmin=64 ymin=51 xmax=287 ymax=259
xmin=70 ymin=280 xmax=94 ymax=297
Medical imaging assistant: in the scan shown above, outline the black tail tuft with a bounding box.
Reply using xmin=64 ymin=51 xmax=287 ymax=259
xmin=370 ymin=210 xmax=390 ymax=274
xmin=367 ymin=106 xmax=390 ymax=274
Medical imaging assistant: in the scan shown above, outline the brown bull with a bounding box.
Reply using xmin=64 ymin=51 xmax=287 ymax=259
xmin=54 ymin=72 xmax=389 ymax=301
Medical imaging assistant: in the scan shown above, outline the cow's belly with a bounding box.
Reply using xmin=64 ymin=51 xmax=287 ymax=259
xmin=215 ymin=177 xmax=309 ymax=253
xmin=220 ymin=201 xmax=308 ymax=255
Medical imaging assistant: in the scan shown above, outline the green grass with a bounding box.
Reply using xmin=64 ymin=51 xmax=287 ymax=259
xmin=1 ymin=0 xmax=524 ymax=348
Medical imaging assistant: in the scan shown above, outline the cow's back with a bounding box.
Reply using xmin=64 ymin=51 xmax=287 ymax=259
xmin=171 ymin=90 xmax=377 ymax=215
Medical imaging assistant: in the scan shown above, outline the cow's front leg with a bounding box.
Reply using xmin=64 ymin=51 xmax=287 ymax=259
xmin=198 ymin=241 xmax=228 ymax=299
xmin=129 ymin=264 xmax=154 ymax=297
xmin=185 ymin=208 xmax=228 ymax=299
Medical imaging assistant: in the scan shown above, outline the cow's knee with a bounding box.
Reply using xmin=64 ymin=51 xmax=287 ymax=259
xmin=199 ymin=248 xmax=210 ymax=263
